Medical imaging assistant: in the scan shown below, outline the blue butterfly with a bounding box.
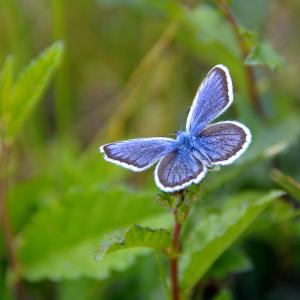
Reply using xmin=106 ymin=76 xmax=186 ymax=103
xmin=100 ymin=65 xmax=251 ymax=193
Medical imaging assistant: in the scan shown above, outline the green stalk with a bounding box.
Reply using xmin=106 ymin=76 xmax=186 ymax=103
xmin=0 ymin=141 xmax=26 ymax=300
xmin=216 ymin=0 xmax=265 ymax=118
xmin=52 ymin=0 xmax=72 ymax=134
xmin=169 ymin=191 xmax=191 ymax=300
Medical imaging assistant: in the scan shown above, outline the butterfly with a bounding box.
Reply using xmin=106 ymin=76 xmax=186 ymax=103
xmin=100 ymin=65 xmax=251 ymax=193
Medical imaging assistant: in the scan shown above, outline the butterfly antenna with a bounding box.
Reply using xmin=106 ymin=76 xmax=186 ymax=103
xmin=166 ymin=133 xmax=177 ymax=138
xmin=180 ymin=121 xmax=185 ymax=132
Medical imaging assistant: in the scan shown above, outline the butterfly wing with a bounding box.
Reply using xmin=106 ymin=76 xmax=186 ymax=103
xmin=186 ymin=65 xmax=233 ymax=135
xmin=154 ymin=149 xmax=207 ymax=192
xmin=197 ymin=121 xmax=251 ymax=166
xmin=100 ymin=138 xmax=176 ymax=171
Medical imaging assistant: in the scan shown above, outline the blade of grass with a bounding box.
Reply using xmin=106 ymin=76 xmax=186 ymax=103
xmin=271 ymin=169 xmax=300 ymax=203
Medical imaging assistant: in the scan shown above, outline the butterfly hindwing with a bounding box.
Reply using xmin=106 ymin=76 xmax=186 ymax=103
xmin=100 ymin=138 xmax=176 ymax=171
xmin=154 ymin=149 xmax=207 ymax=192
xmin=186 ymin=65 xmax=233 ymax=134
xmin=197 ymin=121 xmax=251 ymax=165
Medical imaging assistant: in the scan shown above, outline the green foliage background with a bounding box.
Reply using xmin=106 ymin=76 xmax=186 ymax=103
xmin=1 ymin=0 xmax=300 ymax=299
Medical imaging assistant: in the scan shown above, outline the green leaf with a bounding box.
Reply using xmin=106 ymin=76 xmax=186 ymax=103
xmin=0 ymin=55 xmax=15 ymax=119
xmin=22 ymin=241 xmax=150 ymax=281
xmin=5 ymin=41 xmax=64 ymax=140
xmin=182 ymin=5 xmax=239 ymax=57
xmin=17 ymin=185 xmax=170 ymax=280
xmin=96 ymin=224 xmax=171 ymax=260
xmin=208 ymin=248 xmax=252 ymax=279
xmin=238 ymin=26 xmax=258 ymax=50
xmin=250 ymin=196 xmax=300 ymax=233
xmin=180 ymin=190 xmax=284 ymax=297
xmin=245 ymin=40 xmax=284 ymax=70
xmin=271 ymin=169 xmax=300 ymax=203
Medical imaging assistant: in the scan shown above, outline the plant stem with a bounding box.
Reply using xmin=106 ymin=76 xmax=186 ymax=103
xmin=170 ymin=207 xmax=181 ymax=300
xmin=0 ymin=143 xmax=14 ymax=265
xmin=52 ymin=0 xmax=72 ymax=134
xmin=0 ymin=142 xmax=24 ymax=299
xmin=216 ymin=0 xmax=265 ymax=118
xmin=169 ymin=190 xmax=191 ymax=300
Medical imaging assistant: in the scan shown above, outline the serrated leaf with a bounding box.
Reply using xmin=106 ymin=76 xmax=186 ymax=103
xmin=271 ymin=169 xmax=300 ymax=203
xmin=245 ymin=40 xmax=284 ymax=70
xmin=180 ymin=190 xmax=284 ymax=297
xmin=97 ymin=224 xmax=171 ymax=260
xmin=5 ymin=41 xmax=64 ymax=140
xmin=23 ymin=239 xmax=149 ymax=281
xmin=17 ymin=185 xmax=169 ymax=281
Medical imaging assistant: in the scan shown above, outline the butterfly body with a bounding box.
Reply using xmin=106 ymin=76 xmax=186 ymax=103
xmin=100 ymin=65 xmax=251 ymax=193
xmin=175 ymin=131 xmax=196 ymax=150
xmin=176 ymin=131 xmax=213 ymax=167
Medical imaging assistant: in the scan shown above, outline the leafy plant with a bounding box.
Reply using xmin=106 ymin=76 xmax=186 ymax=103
xmin=1 ymin=41 xmax=64 ymax=141
xmin=245 ymin=41 xmax=285 ymax=70
xmin=0 ymin=41 xmax=64 ymax=299
xmin=1 ymin=1 xmax=300 ymax=300
xmin=17 ymin=186 xmax=168 ymax=280
xmin=180 ymin=190 xmax=283 ymax=297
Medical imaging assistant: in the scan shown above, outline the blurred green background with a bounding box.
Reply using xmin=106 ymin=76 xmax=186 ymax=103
xmin=1 ymin=0 xmax=300 ymax=299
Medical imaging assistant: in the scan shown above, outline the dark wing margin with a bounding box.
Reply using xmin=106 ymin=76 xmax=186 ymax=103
xmin=154 ymin=150 xmax=207 ymax=192
xmin=199 ymin=121 xmax=251 ymax=165
xmin=186 ymin=65 xmax=233 ymax=134
xmin=100 ymin=138 xmax=175 ymax=172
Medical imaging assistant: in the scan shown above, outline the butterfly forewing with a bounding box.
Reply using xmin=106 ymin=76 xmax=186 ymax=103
xmin=198 ymin=121 xmax=251 ymax=165
xmin=100 ymin=138 xmax=176 ymax=171
xmin=154 ymin=149 xmax=207 ymax=192
xmin=186 ymin=65 xmax=233 ymax=134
